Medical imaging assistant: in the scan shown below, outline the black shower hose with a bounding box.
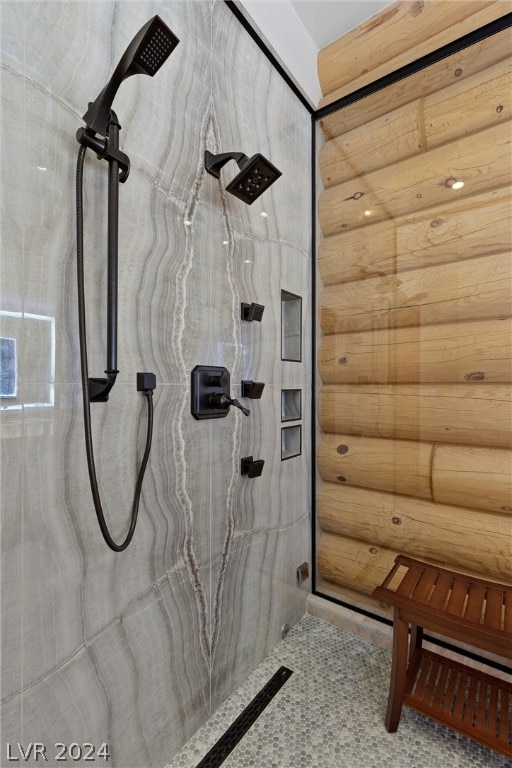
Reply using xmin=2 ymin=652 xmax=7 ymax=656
xmin=76 ymin=144 xmax=153 ymax=551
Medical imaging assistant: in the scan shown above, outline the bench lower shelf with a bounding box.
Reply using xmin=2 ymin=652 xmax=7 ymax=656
xmin=404 ymin=649 xmax=512 ymax=758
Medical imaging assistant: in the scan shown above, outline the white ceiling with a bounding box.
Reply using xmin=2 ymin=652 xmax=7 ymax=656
xmin=290 ymin=0 xmax=391 ymax=49
xmin=238 ymin=0 xmax=393 ymax=106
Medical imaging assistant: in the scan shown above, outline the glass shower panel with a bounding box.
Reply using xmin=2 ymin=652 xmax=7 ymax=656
xmin=314 ymin=29 xmax=512 ymax=619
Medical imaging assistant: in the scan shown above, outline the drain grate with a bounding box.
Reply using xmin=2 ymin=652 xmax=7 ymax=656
xmin=196 ymin=666 xmax=294 ymax=767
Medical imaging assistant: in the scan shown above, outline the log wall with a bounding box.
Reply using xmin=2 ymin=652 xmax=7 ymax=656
xmin=318 ymin=0 xmax=510 ymax=108
xmin=316 ymin=9 xmax=512 ymax=604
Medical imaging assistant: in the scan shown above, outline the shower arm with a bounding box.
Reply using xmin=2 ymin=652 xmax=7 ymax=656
xmin=76 ymin=111 xmax=129 ymax=402
xmin=204 ymin=151 xmax=249 ymax=178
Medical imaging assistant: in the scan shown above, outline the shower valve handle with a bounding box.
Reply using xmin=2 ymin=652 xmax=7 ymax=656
xmin=209 ymin=393 xmax=250 ymax=417
xmin=229 ymin=397 xmax=250 ymax=417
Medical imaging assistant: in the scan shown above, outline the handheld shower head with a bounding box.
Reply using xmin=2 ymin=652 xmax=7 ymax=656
xmin=83 ymin=15 xmax=179 ymax=137
xmin=205 ymin=150 xmax=282 ymax=205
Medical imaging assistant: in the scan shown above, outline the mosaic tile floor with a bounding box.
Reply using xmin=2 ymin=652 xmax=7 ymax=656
xmin=168 ymin=615 xmax=511 ymax=768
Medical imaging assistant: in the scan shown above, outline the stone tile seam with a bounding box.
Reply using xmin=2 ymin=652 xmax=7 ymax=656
xmin=1 ymin=560 xmax=190 ymax=706
xmin=230 ymin=511 xmax=310 ymax=542
xmin=0 ymin=62 xmax=81 ymax=123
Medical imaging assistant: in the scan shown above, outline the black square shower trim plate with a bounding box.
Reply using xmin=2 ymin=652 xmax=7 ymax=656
xmin=191 ymin=365 xmax=230 ymax=420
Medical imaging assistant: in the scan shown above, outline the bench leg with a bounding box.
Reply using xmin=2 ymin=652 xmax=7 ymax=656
xmin=409 ymin=624 xmax=423 ymax=663
xmin=385 ymin=607 xmax=409 ymax=732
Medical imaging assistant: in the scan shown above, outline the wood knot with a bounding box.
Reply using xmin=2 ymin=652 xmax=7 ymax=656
xmin=416 ymin=193 xmax=422 ymax=198
xmin=337 ymin=356 xmax=348 ymax=366
xmin=391 ymin=516 xmax=402 ymax=525
xmin=414 ymin=0 xmax=425 ymax=14
xmin=336 ymin=444 xmax=348 ymax=455
xmin=496 ymin=105 xmax=504 ymax=113
xmin=502 ymin=506 xmax=512 ymax=512
xmin=337 ymin=475 xmax=347 ymax=483
xmin=430 ymin=218 xmax=444 ymax=228
xmin=369 ymin=547 xmax=378 ymax=555
xmin=465 ymin=371 xmax=485 ymax=381
xmin=454 ymin=68 xmax=462 ymax=77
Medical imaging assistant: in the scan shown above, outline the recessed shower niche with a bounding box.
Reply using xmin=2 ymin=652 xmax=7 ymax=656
xmin=281 ymin=290 xmax=302 ymax=362
xmin=281 ymin=425 xmax=301 ymax=461
xmin=281 ymin=389 xmax=301 ymax=422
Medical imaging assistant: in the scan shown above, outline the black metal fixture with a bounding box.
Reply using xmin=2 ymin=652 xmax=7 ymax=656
xmin=191 ymin=365 xmax=250 ymax=420
xmin=241 ymin=380 xmax=265 ymax=399
xmin=296 ymin=562 xmax=310 ymax=584
xmin=82 ymin=16 xmax=179 ymax=139
xmin=75 ymin=16 xmax=179 ymax=551
xmin=241 ymin=302 xmax=265 ymax=322
xmin=205 ymin=150 xmax=281 ymax=204
xmin=76 ymin=16 xmax=179 ymax=404
xmin=241 ymin=456 xmax=265 ymax=478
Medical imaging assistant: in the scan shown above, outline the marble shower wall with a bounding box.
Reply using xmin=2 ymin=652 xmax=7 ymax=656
xmin=0 ymin=1 xmax=311 ymax=765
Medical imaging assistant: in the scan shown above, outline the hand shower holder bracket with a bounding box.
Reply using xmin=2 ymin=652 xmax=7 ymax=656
xmin=88 ymin=371 xmax=118 ymax=402
xmin=76 ymin=125 xmax=131 ymax=182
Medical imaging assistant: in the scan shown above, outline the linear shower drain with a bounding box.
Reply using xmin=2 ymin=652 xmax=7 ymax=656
xmin=196 ymin=666 xmax=294 ymax=767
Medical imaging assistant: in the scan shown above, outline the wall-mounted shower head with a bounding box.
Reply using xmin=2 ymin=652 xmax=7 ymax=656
xmin=83 ymin=15 xmax=179 ymax=137
xmin=205 ymin=150 xmax=281 ymax=205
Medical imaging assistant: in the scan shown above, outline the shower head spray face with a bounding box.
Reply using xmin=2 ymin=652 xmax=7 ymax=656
xmin=226 ymin=154 xmax=282 ymax=205
xmin=83 ymin=15 xmax=179 ymax=137
xmin=205 ymin=150 xmax=282 ymax=205
xmin=132 ymin=16 xmax=179 ymax=76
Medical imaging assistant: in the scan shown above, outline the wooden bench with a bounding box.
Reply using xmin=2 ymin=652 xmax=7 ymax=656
xmin=373 ymin=555 xmax=512 ymax=757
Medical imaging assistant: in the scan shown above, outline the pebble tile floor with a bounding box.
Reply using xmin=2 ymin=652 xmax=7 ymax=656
xmin=168 ymin=615 xmax=511 ymax=768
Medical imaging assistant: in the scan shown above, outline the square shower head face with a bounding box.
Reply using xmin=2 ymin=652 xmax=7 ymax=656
xmin=134 ymin=16 xmax=180 ymax=76
xmin=226 ymin=153 xmax=282 ymax=205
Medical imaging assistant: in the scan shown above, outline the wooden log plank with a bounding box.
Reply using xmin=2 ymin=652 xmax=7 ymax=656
xmin=317 ymin=0 xmax=495 ymax=98
xmin=319 ymin=28 xmax=512 ymax=137
xmin=395 ymin=191 xmax=512 ymax=273
xmin=319 ymin=2 xmax=508 ymax=106
xmin=318 ymin=219 xmax=396 ymax=286
xmin=318 ymin=319 xmax=512 ymax=384
xmin=317 ymin=532 xmax=507 ymax=598
xmin=318 ymin=189 xmax=512 ymax=286
xmin=318 ymin=433 xmax=433 ymax=498
xmin=319 ymin=252 xmax=512 ymax=335
xmin=317 ymin=531 xmax=401 ymax=596
xmin=424 ymin=58 xmax=512 ymax=148
xmin=319 ymin=61 xmax=512 ymax=188
xmin=318 ymin=384 xmax=512 ymax=448
xmin=432 ymin=445 xmax=512 ymax=514
xmin=319 ymin=102 xmax=422 ymax=189
xmin=317 ymin=532 xmax=511 ymax=598
xmin=315 ymin=580 xmax=394 ymax=616
xmin=318 ymin=121 xmax=512 ymax=237
xmin=317 ymin=483 xmax=512 ymax=581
